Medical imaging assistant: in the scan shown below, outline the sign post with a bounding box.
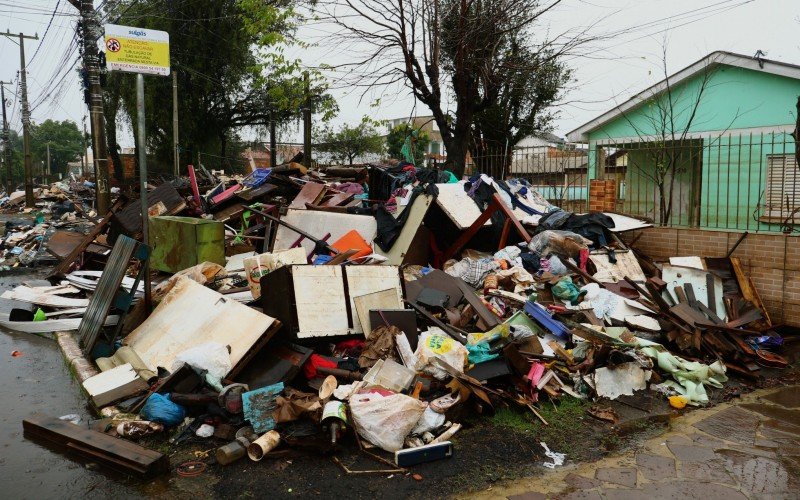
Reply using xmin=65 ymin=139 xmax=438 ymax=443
xmin=104 ymin=24 xmax=170 ymax=311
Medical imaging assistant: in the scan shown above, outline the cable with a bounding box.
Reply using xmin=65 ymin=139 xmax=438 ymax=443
xmin=28 ymin=0 xmax=63 ymax=66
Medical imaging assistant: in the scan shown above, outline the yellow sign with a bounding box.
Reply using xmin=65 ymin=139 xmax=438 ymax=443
xmin=104 ymin=24 xmax=170 ymax=76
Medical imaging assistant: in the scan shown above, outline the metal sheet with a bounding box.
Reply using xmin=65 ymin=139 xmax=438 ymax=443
xmin=124 ymin=277 xmax=277 ymax=374
xmin=78 ymin=235 xmax=138 ymax=354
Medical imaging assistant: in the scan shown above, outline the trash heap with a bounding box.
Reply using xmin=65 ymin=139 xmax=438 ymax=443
xmin=7 ymin=161 xmax=789 ymax=479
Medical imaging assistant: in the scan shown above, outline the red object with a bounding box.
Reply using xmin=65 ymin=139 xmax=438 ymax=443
xmin=579 ymin=248 xmax=589 ymax=272
xmin=211 ymin=183 xmax=241 ymax=205
xmin=11 ymin=350 xmax=22 ymax=357
xmin=546 ymin=304 xmax=567 ymax=313
xmin=187 ymin=165 xmax=202 ymax=214
xmin=303 ymin=354 xmax=338 ymax=379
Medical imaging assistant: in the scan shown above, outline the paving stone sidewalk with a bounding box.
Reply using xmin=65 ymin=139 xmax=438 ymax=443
xmin=475 ymin=385 xmax=800 ymax=500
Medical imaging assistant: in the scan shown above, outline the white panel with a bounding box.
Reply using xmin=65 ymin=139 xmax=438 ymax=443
xmin=273 ymin=210 xmax=377 ymax=254
xmin=292 ymin=266 xmax=349 ymax=337
xmin=124 ymin=277 xmax=276 ymax=373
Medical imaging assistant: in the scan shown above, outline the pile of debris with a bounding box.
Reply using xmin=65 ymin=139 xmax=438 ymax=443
xmin=6 ymin=161 xmax=791 ymax=479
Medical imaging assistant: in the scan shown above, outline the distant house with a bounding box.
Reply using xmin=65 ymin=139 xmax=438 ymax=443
xmin=515 ymin=132 xmax=565 ymax=151
xmin=567 ymin=51 xmax=800 ymax=231
xmin=387 ymin=115 xmax=446 ymax=161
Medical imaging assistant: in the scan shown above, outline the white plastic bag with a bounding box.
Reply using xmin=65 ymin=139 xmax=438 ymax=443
xmin=411 ymin=406 xmax=446 ymax=435
xmin=349 ymin=391 xmax=426 ymax=452
xmin=244 ymin=248 xmax=306 ymax=299
xmin=173 ymin=342 xmax=231 ymax=388
xmin=414 ymin=329 xmax=468 ymax=380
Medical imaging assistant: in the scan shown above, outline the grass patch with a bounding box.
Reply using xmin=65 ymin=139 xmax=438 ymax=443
xmin=490 ymin=406 xmax=539 ymax=432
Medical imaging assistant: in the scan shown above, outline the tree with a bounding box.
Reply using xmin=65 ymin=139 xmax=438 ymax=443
xmin=386 ymin=123 xmax=430 ymax=166
xmin=322 ymin=0 xmax=585 ymax=177
xmin=615 ymin=49 xmax=736 ymax=226
xmin=101 ymin=0 xmax=336 ymax=174
xmin=470 ymin=41 xmax=571 ymax=175
xmin=317 ymin=117 xmax=385 ymax=166
xmin=30 ymin=120 xmax=83 ymax=174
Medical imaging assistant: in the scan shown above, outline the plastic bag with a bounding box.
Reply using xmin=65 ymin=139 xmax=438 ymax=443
xmin=349 ymin=391 xmax=426 ymax=452
xmin=173 ymin=342 xmax=231 ymax=383
xmin=414 ymin=329 xmax=469 ymax=380
xmin=141 ymin=393 xmax=186 ymax=427
xmin=466 ymin=342 xmax=498 ymax=364
xmin=244 ymin=248 xmax=306 ymax=299
xmin=411 ymin=407 xmax=446 ymax=435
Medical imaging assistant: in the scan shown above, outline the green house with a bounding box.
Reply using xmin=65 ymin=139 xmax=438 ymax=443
xmin=567 ymin=51 xmax=800 ymax=232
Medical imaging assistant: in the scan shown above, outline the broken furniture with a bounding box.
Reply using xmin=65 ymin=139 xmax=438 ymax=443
xmin=148 ymin=216 xmax=225 ymax=273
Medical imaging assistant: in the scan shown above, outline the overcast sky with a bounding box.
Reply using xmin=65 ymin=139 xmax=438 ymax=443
xmin=1 ymin=0 xmax=798 ymax=148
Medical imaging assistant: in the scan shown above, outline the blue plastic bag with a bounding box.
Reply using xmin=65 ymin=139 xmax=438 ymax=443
xmin=141 ymin=393 xmax=186 ymax=427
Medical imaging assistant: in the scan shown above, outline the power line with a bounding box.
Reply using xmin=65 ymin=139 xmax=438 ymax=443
xmin=28 ymin=0 xmax=63 ymax=66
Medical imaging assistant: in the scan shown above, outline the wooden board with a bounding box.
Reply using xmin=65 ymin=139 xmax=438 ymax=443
xmin=82 ymin=363 xmax=148 ymax=407
xmin=590 ymin=250 xmax=645 ymax=283
xmin=669 ymin=256 xmax=705 ymax=270
xmin=273 ymin=209 xmax=377 ymax=255
xmin=288 ymin=182 xmax=326 ymax=210
xmin=124 ymin=277 xmax=278 ymax=375
xmin=375 ymin=193 xmax=434 ymax=265
xmin=353 ymin=288 xmax=403 ymax=337
xmin=435 ymin=182 xmax=490 ymax=230
xmin=730 ymin=257 xmax=772 ymax=325
xmin=23 ymin=415 xmax=168 ymax=478
xmin=292 ymin=265 xmax=349 ymax=337
xmin=662 ymin=265 xmax=726 ymax=321
xmin=111 ymin=183 xmax=186 ymax=238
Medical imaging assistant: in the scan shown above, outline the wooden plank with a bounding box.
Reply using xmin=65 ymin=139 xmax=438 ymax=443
xmin=273 ymin=209 xmax=377 ymax=255
xmin=590 ymin=250 xmax=646 ymax=282
xmin=289 ymin=182 xmax=326 ymax=210
xmin=730 ymin=257 xmax=772 ymax=325
xmin=292 ymin=266 xmax=349 ymax=337
xmin=435 ymin=181 xmax=489 ymax=230
xmin=23 ymin=415 xmax=168 ymax=478
xmin=82 ymin=363 xmax=149 ymax=407
xmin=375 ymin=193 xmax=434 ymax=265
xmin=50 ymin=199 xmax=123 ymax=278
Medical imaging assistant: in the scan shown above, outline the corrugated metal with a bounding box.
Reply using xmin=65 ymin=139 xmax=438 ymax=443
xmin=79 ymin=235 xmax=138 ymax=356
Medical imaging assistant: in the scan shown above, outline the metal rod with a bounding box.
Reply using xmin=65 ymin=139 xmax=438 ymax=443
xmin=136 ymin=73 xmax=152 ymax=311
xmin=172 ymin=70 xmax=179 ymax=177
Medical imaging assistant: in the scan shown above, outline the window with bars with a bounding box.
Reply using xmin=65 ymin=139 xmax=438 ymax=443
xmin=762 ymin=154 xmax=800 ymax=221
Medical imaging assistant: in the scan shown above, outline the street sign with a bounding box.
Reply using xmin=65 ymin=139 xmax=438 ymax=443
xmin=104 ymin=24 xmax=170 ymax=76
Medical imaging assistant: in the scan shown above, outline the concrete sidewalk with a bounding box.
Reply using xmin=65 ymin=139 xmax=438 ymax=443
xmin=471 ymin=385 xmax=800 ymax=500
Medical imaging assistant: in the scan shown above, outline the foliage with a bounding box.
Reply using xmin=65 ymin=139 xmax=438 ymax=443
xmin=386 ymin=123 xmax=430 ymax=166
xmin=317 ymin=117 xmax=385 ymax=166
xmin=30 ymin=119 xmax=84 ymax=174
xmin=326 ymin=0 xmax=583 ymax=177
xmin=471 ymin=40 xmax=571 ymax=166
xmin=101 ymin=0 xmax=336 ymax=174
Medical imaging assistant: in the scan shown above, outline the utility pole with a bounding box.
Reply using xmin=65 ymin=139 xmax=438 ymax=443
xmin=1 ymin=31 xmax=38 ymax=207
xmin=0 ymin=80 xmax=12 ymax=194
xmin=68 ymin=0 xmax=110 ymax=213
xmin=82 ymin=116 xmax=88 ymax=177
xmin=269 ymin=112 xmax=276 ymax=169
xmin=302 ymin=72 xmax=312 ymax=169
xmin=172 ymin=70 xmax=179 ymax=177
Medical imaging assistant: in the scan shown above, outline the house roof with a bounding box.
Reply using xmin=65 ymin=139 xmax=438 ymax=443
xmin=566 ymin=51 xmax=800 ymax=142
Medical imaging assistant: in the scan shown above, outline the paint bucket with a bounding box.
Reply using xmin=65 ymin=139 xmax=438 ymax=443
xmin=247 ymin=430 xmax=280 ymax=461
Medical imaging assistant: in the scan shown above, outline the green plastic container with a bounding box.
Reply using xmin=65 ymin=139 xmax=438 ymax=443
xmin=148 ymin=216 xmax=225 ymax=273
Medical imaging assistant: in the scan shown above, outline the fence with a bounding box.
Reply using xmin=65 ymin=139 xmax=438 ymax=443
xmin=468 ymin=145 xmax=590 ymax=213
xmin=469 ymin=131 xmax=799 ymax=234
xmin=595 ymin=131 xmax=798 ymax=233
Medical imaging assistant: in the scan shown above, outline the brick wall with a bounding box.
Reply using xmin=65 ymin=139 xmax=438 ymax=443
xmin=623 ymin=228 xmax=800 ymax=326
xmin=589 ymin=179 xmax=616 ymax=212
